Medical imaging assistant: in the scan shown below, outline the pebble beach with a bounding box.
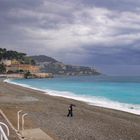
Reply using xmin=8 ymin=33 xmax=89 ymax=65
xmin=0 ymin=78 xmax=140 ymax=140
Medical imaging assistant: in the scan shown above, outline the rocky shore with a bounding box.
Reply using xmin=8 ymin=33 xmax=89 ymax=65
xmin=0 ymin=78 xmax=140 ymax=140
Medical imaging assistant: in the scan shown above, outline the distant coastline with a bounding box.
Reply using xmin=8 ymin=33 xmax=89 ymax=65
xmin=0 ymin=48 xmax=101 ymax=77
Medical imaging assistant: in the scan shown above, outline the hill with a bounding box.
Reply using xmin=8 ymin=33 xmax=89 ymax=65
xmin=30 ymin=55 xmax=101 ymax=76
xmin=30 ymin=55 xmax=57 ymax=63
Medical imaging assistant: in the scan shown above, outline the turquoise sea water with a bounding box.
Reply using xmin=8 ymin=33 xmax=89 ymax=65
xmin=7 ymin=76 xmax=140 ymax=115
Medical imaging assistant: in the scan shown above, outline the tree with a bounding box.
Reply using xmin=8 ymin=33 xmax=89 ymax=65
xmin=0 ymin=64 xmax=6 ymax=73
xmin=0 ymin=48 xmax=7 ymax=60
xmin=31 ymin=59 xmax=36 ymax=65
xmin=24 ymin=71 xmax=31 ymax=79
xmin=0 ymin=48 xmax=26 ymax=60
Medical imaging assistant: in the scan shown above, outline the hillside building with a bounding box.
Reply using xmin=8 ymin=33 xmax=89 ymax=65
xmin=0 ymin=59 xmax=12 ymax=66
xmin=6 ymin=64 xmax=40 ymax=73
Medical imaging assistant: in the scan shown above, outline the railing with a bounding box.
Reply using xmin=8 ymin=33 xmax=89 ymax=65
xmin=0 ymin=122 xmax=9 ymax=140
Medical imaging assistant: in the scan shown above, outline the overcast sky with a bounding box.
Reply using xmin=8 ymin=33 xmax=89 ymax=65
xmin=0 ymin=0 xmax=140 ymax=75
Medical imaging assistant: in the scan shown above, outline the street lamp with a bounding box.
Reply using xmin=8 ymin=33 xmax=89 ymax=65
xmin=17 ymin=110 xmax=22 ymax=131
xmin=21 ymin=113 xmax=28 ymax=131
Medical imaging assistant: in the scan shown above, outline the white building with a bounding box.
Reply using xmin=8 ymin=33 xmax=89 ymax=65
xmin=0 ymin=59 xmax=12 ymax=66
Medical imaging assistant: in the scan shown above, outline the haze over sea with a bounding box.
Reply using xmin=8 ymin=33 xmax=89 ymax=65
xmin=7 ymin=75 xmax=140 ymax=115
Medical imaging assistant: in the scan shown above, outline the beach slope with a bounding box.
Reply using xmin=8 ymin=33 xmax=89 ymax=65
xmin=0 ymin=79 xmax=140 ymax=140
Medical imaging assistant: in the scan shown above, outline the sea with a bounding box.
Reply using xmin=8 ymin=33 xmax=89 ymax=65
xmin=5 ymin=75 xmax=140 ymax=115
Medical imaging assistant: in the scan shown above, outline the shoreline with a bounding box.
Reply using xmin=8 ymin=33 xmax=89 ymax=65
xmin=5 ymin=78 xmax=140 ymax=116
xmin=0 ymin=78 xmax=140 ymax=140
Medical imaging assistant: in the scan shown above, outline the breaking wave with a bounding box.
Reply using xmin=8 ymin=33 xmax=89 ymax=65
xmin=5 ymin=79 xmax=140 ymax=115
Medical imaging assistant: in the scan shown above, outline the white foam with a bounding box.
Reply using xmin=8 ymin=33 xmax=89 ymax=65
xmin=5 ymin=79 xmax=140 ymax=115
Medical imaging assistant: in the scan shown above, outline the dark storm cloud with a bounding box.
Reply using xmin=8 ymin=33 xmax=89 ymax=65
xmin=90 ymin=49 xmax=140 ymax=65
xmin=0 ymin=0 xmax=140 ymax=71
xmin=81 ymin=0 xmax=140 ymax=11
xmin=78 ymin=45 xmax=140 ymax=65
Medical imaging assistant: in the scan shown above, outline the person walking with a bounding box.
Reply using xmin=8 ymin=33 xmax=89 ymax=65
xmin=67 ymin=104 xmax=75 ymax=117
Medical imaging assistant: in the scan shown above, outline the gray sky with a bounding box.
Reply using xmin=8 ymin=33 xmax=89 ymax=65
xmin=0 ymin=0 xmax=140 ymax=75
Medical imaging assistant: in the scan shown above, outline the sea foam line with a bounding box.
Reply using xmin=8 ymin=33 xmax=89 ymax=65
xmin=4 ymin=79 xmax=140 ymax=115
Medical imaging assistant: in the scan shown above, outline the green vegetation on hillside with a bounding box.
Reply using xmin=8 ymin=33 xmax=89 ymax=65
xmin=0 ymin=63 xmax=6 ymax=73
xmin=0 ymin=48 xmax=26 ymax=61
xmin=0 ymin=48 xmax=35 ymax=65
